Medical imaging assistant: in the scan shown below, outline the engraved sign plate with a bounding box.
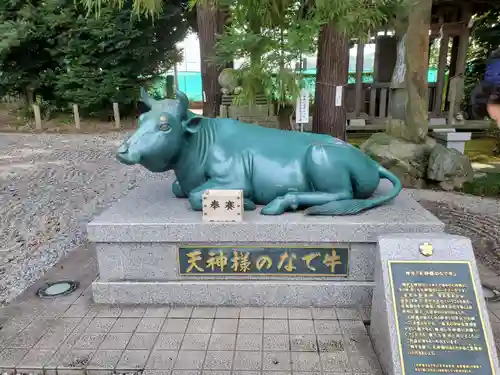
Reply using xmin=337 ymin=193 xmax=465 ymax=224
xmin=178 ymin=246 xmax=349 ymax=276
xmin=389 ymin=261 xmax=494 ymax=375
xmin=296 ymin=88 xmax=310 ymax=124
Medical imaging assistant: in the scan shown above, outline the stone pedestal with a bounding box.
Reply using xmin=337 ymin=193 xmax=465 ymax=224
xmin=431 ymin=129 xmax=472 ymax=154
xmin=88 ymin=180 xmax=444 ymax=306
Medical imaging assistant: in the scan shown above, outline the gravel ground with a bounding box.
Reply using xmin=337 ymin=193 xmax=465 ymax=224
xmin=0 ymin=132 xmax=168 ymax=304
xmin=0 ymin=132 xmax=499 ymax=304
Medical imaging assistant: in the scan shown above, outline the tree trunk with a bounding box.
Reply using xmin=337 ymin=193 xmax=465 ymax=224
xmin=402 ymin=0 xmax=433 ymax=142
xmin=312 ymin=22 xmax=349 ymax=140
xmin=197 ymin=1 xmax=224 ymax=117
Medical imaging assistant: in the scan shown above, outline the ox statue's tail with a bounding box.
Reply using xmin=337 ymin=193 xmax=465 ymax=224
xmin=304 ymin=165 xmax=402 ymax=216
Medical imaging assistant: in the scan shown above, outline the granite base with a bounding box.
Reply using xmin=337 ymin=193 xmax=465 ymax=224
xmin=88 ymin=179 xmax=444 ymax=307
xmin=92 ymin=279 xmax=373 ymax=306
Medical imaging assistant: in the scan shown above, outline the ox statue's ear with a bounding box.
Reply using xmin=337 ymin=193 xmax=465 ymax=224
xmin=181 ymin=116 xmax=203 ymax=134
xmin=140 ymin=87 xmax=154 ymax=109
xmin=176 ymin=90 xmax=189 ymax=120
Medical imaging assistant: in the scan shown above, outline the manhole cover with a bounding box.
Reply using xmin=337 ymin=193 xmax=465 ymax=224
xmin=36 ymin=281 xmax=79 ymax=298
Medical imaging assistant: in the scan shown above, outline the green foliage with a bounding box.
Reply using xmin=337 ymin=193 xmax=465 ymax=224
xmin=461 ymin=173 xmax=500 ymax=197
xmin=0 ymin=0 xmax=188 ymax=117
xmin=212 ymin=0 xmax=407 ymax=107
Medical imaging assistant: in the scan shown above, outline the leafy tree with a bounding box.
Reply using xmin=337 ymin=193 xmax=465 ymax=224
xmin=83 ymin=0 xmax=227 ymax=117
xmin=0 ymin=0 xmax=188 ymax=116
xmin=211 ymin=0 xmax=321 ymax=107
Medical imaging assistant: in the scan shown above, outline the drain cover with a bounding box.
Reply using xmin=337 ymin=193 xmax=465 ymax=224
xmin=37 ymin=281 xmax=79 ymax=298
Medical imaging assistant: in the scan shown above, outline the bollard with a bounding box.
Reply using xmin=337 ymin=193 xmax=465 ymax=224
xmin=113 ymin=102 xmax=121 ymax=129
xmin=32 ymin=104 xmax=42 ymax=130
xmin=73 ymin=104 xmax=81 ymax=129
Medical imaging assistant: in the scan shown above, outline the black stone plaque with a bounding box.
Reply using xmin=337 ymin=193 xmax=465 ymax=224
xmin=389 ymin=261 xmax=494 ymax=375
xmin=178 ymin=246 xmax=349 ymax=276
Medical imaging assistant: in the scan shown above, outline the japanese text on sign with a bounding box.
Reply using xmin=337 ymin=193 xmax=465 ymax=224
xmin=178 ymin=246 xmax=349 ymax=276
xmin=389 ymin=261 xmax=494 ymax=375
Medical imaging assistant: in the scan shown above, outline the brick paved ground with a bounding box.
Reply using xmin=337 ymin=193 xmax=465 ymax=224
xmin=0 ymin=247 xmax=383 ymax=375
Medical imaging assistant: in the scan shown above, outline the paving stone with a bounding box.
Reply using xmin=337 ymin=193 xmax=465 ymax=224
xmin=172 ymin=371 xmax=200 ymax=375
xmin=202 ymin=350 xmax=233 ymax=370
xmin=186 ymin=319 xmax=213 ymax=334
xmin=212 ymin=319 xmax=238 ymax=334
xmin=320 ymin=352 xmax=350 ymax=371
xmin=214 ymin=307 xmax=240 ymax=319
xmin=8 ymin=328 xmax=46 ymax=349
xmin=233 ymin=351 xmax=262 ymax=371
xmin=127 ymin=332 xmax=158 ymax=350
xmin=15 ymin=348 xmax=56 ymax=369
xmin=288 ymin=308 xmax=312 ymax=320
xmin=144 ymin=307 xmax=171 ymax=318
xmin=238 ymin=319 xmax=263 ymax=334
xmin=289 ymin=320 xmax=315 ymax=335
xmin=143 ymin=371 xmax=175 ymax=375
xmin=290 ymin=335 xmax=317 ymax=352
xmin=181 ymin=334 xmax=210 ymax=351
xmin=311 ymin=308 xmax=337 ymax=320
xmin=146 ymin=350 xmax=177 ymax=369
xmin=339 ymin=321 xmax=367 ymax=338
xmin=99 ymin=333 xmax=133 ymax=350
xmin=0 ymin=348 xmax=30 ymax=369
xmin=44 ymin=319 xmax=93 ymax=370
xmin=262 ymin=351 xmax=291 ymax=371
xmin=137 ymin=318 xmax=165 ymax=333
xmin=264 ymin=335 xmax=289 ymax=352
xmin=335 ymin=307 xmax=361 ymax=320
xmin=58 ymin=349 xmax=94 ymax=369
xmin=236 ymin=334 xmax=262 ymax=351
xmin=191 ymin=308 xmax=216 ymax=319
xmin=174 ymin=351 xmax=205 ymax=370
xmin=39 ymin=304 xmax=71 ymax=319
xmin=111 ymin=318 xmax=141 ymax=333
xmin=264 ymin=307 xmax=288 ymax=319
xmin=120 ymin=307 xmax=146 ymax=318
xmin=240 ymin=307 xmax=264 ymax=319
xmin=64 ymin=305 xmax=92 ymax=318
xmin=317 ymin=335 xmax=345 ymax=353
xmin=202 ymin=371 xmax=229 ymax=375
xmin=291 ymin=352 xmax=321 ymax=372
xmin=95 ymin=306 xmax=122 ymax=318
xmin=73 ymin=333 xmax=107 ymax=350
xmin=233 ymin=372 xmax=260 ymax=375
xmin=359 ymin=305 xmax=371 ymax=322
xmin=349 ymin=354 xmax=383 ymax=373
xmin=86 ymin=318 xmax=117 ymax=333
xmin=207 ymin=334 xmax=236 ymax=351
xmin=155 ymin=333 xmax=184 ymax=350
xmin=115 ymin=349 xmax=149 ymax=370
xmin=168 ymin=308 xmax=193 ymax=318
xmin=314 ymin=320 xmax=341 ymax=334
xmin=162 ymin=318 xmax=189 ymax=333
xmin=264 ymin=319 xmax=288 ymax=334
xmin=87 ymin=350 xmax=123 ymax=370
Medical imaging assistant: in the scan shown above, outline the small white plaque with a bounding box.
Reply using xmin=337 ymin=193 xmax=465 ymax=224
xmin=296 ymin=88 xmax=310 ymax=124
xmin=335 ymin=86 xmax=343 ymax=107
xmin=202 ymin=189 xmax=243 ymax=222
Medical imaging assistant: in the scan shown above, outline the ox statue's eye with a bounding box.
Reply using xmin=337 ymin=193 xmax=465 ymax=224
xmin=159 ymin=123 xmax=170 ymax=131
xmin=159 ymin=115 xmax=170 ymax=131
